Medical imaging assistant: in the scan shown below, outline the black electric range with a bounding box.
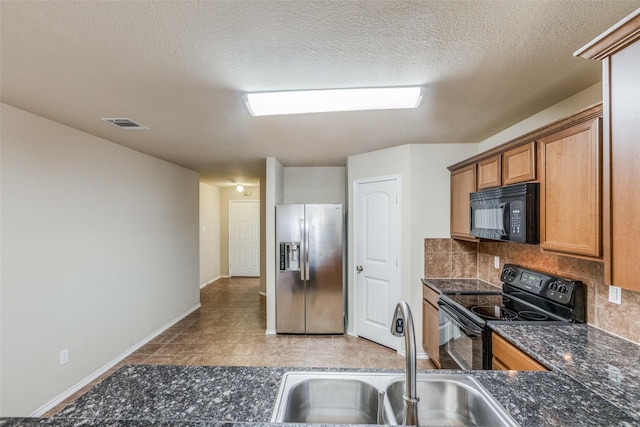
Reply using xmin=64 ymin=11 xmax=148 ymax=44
xmin=437 ymin=264 xmax=585 ymax=370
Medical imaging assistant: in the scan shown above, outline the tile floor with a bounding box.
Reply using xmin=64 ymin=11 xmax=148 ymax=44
xmin=46 ymin=277 xmax=435 ymax=416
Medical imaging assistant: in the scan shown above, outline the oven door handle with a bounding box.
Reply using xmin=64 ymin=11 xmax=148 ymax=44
xmin=438 ymin=302 xmax=483 ymax=336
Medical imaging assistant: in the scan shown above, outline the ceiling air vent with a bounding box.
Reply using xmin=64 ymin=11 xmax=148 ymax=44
xmin=101 ymin=118 xmax=149 ymax=130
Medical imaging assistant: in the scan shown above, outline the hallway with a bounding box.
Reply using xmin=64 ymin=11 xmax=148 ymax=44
xmin=130 ymin=277 xmax=434 ymax=369
xmin=48 ymin=277 xmax=434 ymax=416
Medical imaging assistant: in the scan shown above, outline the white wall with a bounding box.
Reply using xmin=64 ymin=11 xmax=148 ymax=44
xmin=265 ymin=157 xmax=284 ymax=333
xmin=347 ymin=145 xmax=412 ymax=344
xmin=407 ymin=143 xmax=478 ymax=346
xmin=260 ymin=164 xmax=267 ymax=294
xmin=283 ymin=167 xmax=346 ymax=204
xmin=199 ymin=182 xmax=221 ymax=286
xmin=478 ymin=83 xmax=602 ymax=152
xmin=0 ymin=104 xmax=200 ymax=416
xmin=346 ymin=144 xmax=477 ymax=354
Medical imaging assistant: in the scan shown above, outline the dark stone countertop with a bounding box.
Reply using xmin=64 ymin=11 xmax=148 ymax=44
xmin=490 ymin=324 xmax=640 ymax=422
xmin=1 ymin=362 xmax=638 ymax=426
xmin=422 ymin=277 xmax=501 ymax=294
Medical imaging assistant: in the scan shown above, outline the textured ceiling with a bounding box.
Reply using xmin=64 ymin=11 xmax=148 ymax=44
xmin=2 ymin=1 xmax=639 ymax=187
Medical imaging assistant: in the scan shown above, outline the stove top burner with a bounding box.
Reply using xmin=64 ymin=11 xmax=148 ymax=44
xmin=470 ymin=305 xmax=518 ymax=321
xmin=440 ymin=264 xmax=585 ymax=326
xmin=452 ymin=295 xmax=490 ymax=306
xmin=518 ymin=310 xmax=549 ymax=321
xmin=452 ymin=294 xmax=508 ymax=306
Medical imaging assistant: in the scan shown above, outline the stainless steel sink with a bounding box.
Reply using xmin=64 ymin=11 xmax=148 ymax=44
xmin=271 ymin=372 xmax=519 ymax=426
xmin=385 ymin=375 xmax=518 ymax=427
xmin=277 ymin=377 xmax=381 ymax=423
xmin=271 ymin=372 xmax=393 ymax=424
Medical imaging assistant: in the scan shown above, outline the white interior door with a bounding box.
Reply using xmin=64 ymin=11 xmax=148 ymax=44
xmin=355 ymin=177 xmax=400 ymax=349
xmin=229 ymin=200 xmax=260 ymax=277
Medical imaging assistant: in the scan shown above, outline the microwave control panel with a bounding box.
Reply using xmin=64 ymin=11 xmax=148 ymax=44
xmin=509 ymin=200 xmax=524 ymax=238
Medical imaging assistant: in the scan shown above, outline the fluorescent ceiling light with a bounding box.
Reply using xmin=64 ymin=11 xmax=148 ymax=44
xmin=243 ymin=86 xmax=424 ymax=116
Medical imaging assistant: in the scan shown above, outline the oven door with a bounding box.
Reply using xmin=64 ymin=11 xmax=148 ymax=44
xmin=437 ymin=301 xmax=485 ymax=370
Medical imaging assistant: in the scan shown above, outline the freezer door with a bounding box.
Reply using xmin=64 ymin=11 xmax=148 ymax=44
xmin=305 ymin=204 xmax=344 ymax=334
xmin=276 ymin=204 xmax=306 ymax=333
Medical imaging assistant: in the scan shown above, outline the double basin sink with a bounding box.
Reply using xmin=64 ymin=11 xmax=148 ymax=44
xmin=271 ymin=372 xmax=519 ymax=426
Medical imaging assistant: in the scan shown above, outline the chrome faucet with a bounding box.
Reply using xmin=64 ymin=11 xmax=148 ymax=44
xmin=391 ymin=301 xmax=420 ymax=426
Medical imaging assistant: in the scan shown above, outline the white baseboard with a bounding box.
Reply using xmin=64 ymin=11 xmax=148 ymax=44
xmin=396 ymin=348 xmax=429 ymax=359
xmin=31 ymin=303 xmax=201 ymax=417
xmin=200 ymin=276 xmax=224 ymax=288
xmin=265 ymin=329 xmax=277 ymax=335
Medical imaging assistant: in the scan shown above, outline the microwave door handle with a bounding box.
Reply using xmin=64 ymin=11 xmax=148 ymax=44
xmin=501 ymin=202 xmax=509 ymax=236
xmin=438 ymin=303 xmax=483 ymax=336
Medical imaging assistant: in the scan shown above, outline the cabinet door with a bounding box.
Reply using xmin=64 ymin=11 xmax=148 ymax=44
xmin=477 ymin=155 xmax=502 ymax=190
xmin=607 ymin=40 xmax=640 ymax=291
xmin=492 ymin=333 xmax=547 ymax=371
xmin=422 ymin=298 xmax=440 ymax=368
xmin=450 ymin=164 xmax=477 ymax=241
xmin=502 ymin=142 xmax=536 ymax=185
xmin=539 ymin=118 xmax=601 ymax=258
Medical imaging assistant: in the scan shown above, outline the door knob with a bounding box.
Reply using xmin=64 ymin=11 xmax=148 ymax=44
xmin=356 ymin=265 xmax=364 ymax=273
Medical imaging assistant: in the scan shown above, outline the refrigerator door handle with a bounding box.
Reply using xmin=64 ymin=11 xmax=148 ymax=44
xmin=299 ymin=218 xmax=305 ymax=281
xmin=304 ymin=219 xmax=310 ymax=281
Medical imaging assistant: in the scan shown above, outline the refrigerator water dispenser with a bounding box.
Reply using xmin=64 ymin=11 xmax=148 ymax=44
xmin=279 ymin=242 xmax=301 ymax=271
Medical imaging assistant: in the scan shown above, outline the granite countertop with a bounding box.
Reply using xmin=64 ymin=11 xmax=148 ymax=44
xmin=422 ymin=277 xmax=501 ymax=294
xmin=491 ymin=324 xmax=640 ymax=422
xmin=422 ymin=277 xmax=640 ymax=425
xmin=1 ymin=361 xmax=638 ymax=426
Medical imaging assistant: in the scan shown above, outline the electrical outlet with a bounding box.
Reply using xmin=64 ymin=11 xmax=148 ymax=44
xmin=608 ymin=285 xmax=622 ymax=305
xmin=608 ymin=364 xmax=622 ymax=387
xmin=494 ymin=256 xmax=500 ymax=269
xmin=59 ymin=348 xmax=69 ymax=365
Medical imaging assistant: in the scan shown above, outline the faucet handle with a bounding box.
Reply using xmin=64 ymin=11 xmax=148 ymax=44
xmin=390 ymin=303 xmax=406 ymax=337
xmin=394 ymin=318 xmax=404 ymax=335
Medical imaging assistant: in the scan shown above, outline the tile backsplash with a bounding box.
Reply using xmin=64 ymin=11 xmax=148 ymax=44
xmin=424 ymin=238 xmax=640 ymax=344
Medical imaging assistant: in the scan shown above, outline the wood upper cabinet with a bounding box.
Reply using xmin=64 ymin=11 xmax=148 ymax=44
xmin=502 ymin=142 xmax=536 ymax=185
xmin=576 ymin=9 xmax=640 ymax=291
xmin=477 ymin=155 xmax=502 ymax=190
xmin=492 ymin=333 xmax=547 ymax=371
xmin=539 ymin=117 xmax=602 ymax=258
xmin=422 ymin=285 xmax=440 ymax=368
xmin=450 ymin=164 xmax=477 ymax=241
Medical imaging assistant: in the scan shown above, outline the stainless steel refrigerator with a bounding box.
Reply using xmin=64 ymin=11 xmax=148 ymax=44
xmin=276 ymin=204 xmax=344 ymax=334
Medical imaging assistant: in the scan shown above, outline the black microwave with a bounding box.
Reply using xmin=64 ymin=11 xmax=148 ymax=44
xmin=469 ymin=182 xmax=539 ymax=243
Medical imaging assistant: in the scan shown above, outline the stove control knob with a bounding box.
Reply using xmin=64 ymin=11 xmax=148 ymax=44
xmin=549 ymin=281 xmax=558 ymax=291
xmin=559 ymin=285 xmax=567 ymax=294
xmin=502 ymin=267 xmax=517 ymax=283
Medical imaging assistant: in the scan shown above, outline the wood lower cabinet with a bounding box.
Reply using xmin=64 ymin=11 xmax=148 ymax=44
xmin=491 ymin=333 xmax=547 ymax=371
xmin=576 ymin=9 xmax=640 ymax=291
xmin=422 ymin=285 xmax=440 ymax=368
xmin=502 ymin=142 xmax=536 ymax=185
xmin=450 ymin=164 xmax=477 ymax=241
xmin=539 ymin=116 xmax=602 ymax=258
